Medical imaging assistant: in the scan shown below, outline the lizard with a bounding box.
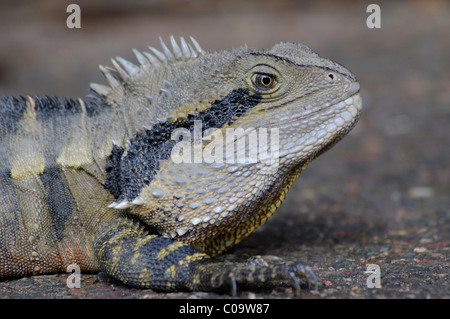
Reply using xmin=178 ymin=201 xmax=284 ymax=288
xmin=0 ymin=36 xmax=362 ymax=294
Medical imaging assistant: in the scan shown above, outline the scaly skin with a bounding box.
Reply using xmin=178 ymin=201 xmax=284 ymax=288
xmin=0 ymin=37 xmax=361 ymax=293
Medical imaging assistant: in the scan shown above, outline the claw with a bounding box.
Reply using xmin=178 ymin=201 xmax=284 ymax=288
xmin=190 ymin=258 xmax=317 ymax=295
xmin=308 ymin=268 xmax=319 ymax=292
xmin=230 ymin=276 xmax=237 ymax=298
xmin=291 ymin=264 xmax=318 ymax=293
xmin=289 ymin=271 xmax=301 ymax=297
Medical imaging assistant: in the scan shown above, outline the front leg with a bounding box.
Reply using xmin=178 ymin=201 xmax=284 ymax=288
xmin=93 ymin=218 xmax=208 ymax=291
xmin=93 ymin=218 xmax=317 ymax=294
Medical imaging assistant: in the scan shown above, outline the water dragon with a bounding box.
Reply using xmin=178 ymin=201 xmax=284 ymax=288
xmin=0 ymin=36 xmax=362 ymax=294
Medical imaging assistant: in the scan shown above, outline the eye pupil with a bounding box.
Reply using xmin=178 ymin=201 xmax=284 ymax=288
xmin=261 ymin=75 xmax=271 ymax=86
xmin=252 ymin=73 xmax=276 ymax=91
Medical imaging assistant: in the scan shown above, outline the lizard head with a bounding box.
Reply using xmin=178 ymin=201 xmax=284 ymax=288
xmin=97 ymin=38 xmax=361 ymax=254
xmin=214 ymin=41 xmax=362 ymax=166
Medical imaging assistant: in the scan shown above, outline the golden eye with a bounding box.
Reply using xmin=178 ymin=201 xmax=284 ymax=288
xmin=251 ymin=73 xmax=277 ymax=91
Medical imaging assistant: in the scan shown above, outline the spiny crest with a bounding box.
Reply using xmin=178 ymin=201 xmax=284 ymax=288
xmin=91 ymin=36 xmax=207 ymax=211
xmin=89 ymin=36 xmax=205 ymax=99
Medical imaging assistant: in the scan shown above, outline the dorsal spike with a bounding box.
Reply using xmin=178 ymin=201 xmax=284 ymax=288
xmin=143 ymin=51 xmax=161 ymax=66
xmin=116 ymin=57 xmax=139 ymax=75
xmin=104 ymin=65 xmax=118 ymax=73
xmin=111 ymin=58 xmax=130 ymax=81
xmin=90 ymin=83 xmax=112 ymax=97
xmin=160 ymin=88 xmax=172 ymax=99
xmin=99 ymin=65 xmax=121 ymax=88
xmin=170 ymin=35 xmax=182 ymax=59
xmin=180 ymin=37 xmax=191 ymax=58
xmin=94 ymin=36 xmax=206 ymax=141
xmin=132 ymin=49 xmax=150 ymax=66
xmin=188 ymin=43 xmax=198 ymax=58
xmin=148 ymin=46 xmax=167 ymax=63
xmin=159 ymin=37 xmax=174 ymax=61
xmin=190 ymin=36 xmax=205 ymax=55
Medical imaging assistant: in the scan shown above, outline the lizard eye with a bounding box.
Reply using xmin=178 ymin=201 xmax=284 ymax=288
xmin=251 ymin=73 xmax=278 ymax=92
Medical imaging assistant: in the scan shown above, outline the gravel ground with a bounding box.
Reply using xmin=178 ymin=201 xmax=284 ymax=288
xmin=0 ymin=0 xmax=448 ymax=299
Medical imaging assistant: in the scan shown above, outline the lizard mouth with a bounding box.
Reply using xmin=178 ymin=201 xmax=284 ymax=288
xmin=303 ymin=82 xmax=361 ymax=120
xmin=305 ymin=81 xmax=361 ymax=116
xmin=274 ymin=91 xmax=362 ymax=160
xmin=284 ymin=91 xmax=362 ymax=127
xmin=262 ymin=81 xmax=361 ymax=127
xmin=313 ymin=82 xmax=361 ymax=119
xmin=306 ymin=91 xmax=363 ymax=160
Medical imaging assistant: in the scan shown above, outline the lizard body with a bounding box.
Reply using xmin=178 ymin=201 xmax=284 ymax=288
xmin=0 ymin=37 xmax=361 ymax=293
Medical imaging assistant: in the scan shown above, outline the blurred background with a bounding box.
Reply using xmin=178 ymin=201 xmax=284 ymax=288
xmin=0 ymin=0 xmax=447 ymax=99
xmin=0 ymin=0 xmax=448 ymax=298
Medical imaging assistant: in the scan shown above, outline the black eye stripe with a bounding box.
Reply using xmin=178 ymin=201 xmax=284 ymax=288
xmin=105 ymin=88 xmax=262 ymax=202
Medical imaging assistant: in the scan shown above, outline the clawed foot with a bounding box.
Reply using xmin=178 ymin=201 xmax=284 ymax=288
xmin=191 ymin=255 xmax=318 ymax=296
